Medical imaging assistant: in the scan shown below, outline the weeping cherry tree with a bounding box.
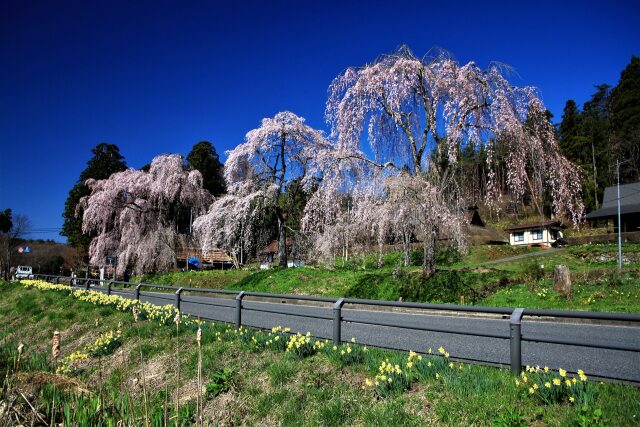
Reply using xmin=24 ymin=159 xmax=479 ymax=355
xmin=194 ymin=111 xmax=329 ymax=267
xmin=305 ymin=47 xmax=584 ymax=276
xmin=80 ymin=154 xmax=211 ymax=276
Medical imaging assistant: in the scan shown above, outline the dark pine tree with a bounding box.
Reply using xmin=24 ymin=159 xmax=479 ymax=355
xmin=559 ymin=100 xmax=586 ymax=162
xmin=61 ymin=143 xmax=127 ymax=254
xmin=582 ymin=84 xmax=613 ymax=209
xmin=186 ymin=141 xmax=226 ymax=197
xmin=609 ymin=55 xmax=640 ymax=182
xmin=0 ymin=209 xmax=11 ymax=233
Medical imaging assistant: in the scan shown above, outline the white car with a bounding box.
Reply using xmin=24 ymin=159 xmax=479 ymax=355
xmin=14 ymin=265 xmax=34 ymax=279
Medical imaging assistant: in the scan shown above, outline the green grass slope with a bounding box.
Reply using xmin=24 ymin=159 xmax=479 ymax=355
xmin=2 ymin=280 xmax=639 ymax=426
xmin=139 ymin=244 xmax=640 ymax=312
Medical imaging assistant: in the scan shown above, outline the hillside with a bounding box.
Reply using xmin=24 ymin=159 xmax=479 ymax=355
xmin=1 ymin=280 xmax=639 ymax=426
xmin=139 ymin=244 xmax=640 ymax=313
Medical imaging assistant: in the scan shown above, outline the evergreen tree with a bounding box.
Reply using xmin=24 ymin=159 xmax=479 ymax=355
xmin=609 ymin=55 xmax=640 ymax=182
xmin=558 ymin=100 xmax=587 ymax=163
xmin=582 ymin=85 xmax=613 ymax=210
xmin=186 ymin=141 xmax=226 ymax=197
xmin=61 ymin=143 xmax=127 ymax=252
xmin=0 ymin=209 xmax=11 ymax=233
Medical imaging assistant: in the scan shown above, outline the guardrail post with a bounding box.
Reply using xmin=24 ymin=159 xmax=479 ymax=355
xmin=235 ymin=291 xmax=245 ymax=329
xmin=175 ymin=288 xmax=183 ymax=311
xmin=84 ymin=278 xmax=90 ymax=291
xmin=135 ymin=283 xmax=142 ymax=301
xmin=510 ymin=308 xmax=524 ymax=375
xmin=106 ymin=280 xmax=112 ymax=296
xmin=333 ymin=298 xmax=345 ymax=346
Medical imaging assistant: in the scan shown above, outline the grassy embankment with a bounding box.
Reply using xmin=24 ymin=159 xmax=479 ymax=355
xmin=1 ymin=279 xmax=639 ymax=426
xmin=140 ymin=244 xmax=640 ymax=312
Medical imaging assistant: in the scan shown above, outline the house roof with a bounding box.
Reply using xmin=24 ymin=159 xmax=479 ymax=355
xmin=505 ymin=220 xmax=565 ymax=232
xmin=259 ymin=239 xmax=294 ymax=255
xmin=585 ymin=181 xmax=640 ymax=219
xmin=466 ymin=225 xmax=508 ymax=244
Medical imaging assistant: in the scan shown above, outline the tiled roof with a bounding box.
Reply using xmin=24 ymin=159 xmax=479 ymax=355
xmin=505 ymin=220 xmax=564 ymax=232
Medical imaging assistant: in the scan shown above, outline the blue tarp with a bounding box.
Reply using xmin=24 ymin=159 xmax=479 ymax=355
xmin=187 ymin=257 xmax=200 ymax=269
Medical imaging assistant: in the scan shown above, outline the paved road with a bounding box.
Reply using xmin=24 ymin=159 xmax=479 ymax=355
xmin=87 ymin=285 xmax=639 ymax=383
xmin=482 ymin=248 xmax=563 ymax=265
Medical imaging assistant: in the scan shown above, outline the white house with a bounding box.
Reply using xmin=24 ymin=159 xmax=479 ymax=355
xmin=506 ymin=220 xmax=565 ymax=246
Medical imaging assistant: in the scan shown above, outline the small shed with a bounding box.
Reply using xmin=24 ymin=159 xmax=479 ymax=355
xmin=505 ymin=220 xmax=565 ymax=246
xmin=176 ymin=248 xmax=233 ymax=270
xmin=258 ymin=239 xmax=304 ymax=269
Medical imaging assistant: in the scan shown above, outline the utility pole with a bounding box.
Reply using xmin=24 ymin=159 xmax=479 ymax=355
xmin=616 ymin=160 xmax=621 ymax=272
xmin=616 ymin=159 xmax=630 ymax=273
xmin=592 ymin=140 xmax=598 ymax=209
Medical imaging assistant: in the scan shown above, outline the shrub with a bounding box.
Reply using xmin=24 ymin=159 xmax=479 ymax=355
xmin=436 ymin=246 xmax=463 ymax=266
xmin=397 ymin=271 xmax=467 ymax=303
xmin=344 ymin=273 xmax=399 ymax=301
xmin=523 ymin=261 xmax=545 ymax=282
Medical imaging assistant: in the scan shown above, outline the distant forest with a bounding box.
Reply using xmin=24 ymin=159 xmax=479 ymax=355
xmin=556 ymin=56 xmax=639 ymax=211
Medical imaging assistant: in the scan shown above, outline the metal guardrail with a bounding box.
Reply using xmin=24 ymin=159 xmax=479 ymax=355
xmin=33 ymin=274 xmax=640 ymax=377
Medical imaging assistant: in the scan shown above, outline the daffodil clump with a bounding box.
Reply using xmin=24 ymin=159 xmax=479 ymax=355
xmin=235 ymin=326 xmax=258 ymax=346
xmin=286 ymin=332 xmax=326 ymax=358
xmin=85 ymin=329 xmax=123 ymax=357
xmin=72 ymin=289 xmax=138 ymax=311
xmin=364 ymin=358 xmax=410 ymax=396
xmin=363 ymin=346 xmax=462 ymax=396
xmin=71 ymin=289 xmax=196 ymax=327
xmin=244 ymin=326 xmax=290 ymax=351
xmin=411 ymin=347 xmax=457 ymax=380
xmin=19 ymin=279 xmax=71 ymax=294
xmin=18 ymin=280 xmax=197 ymax=328
xmin=56 ymin=328 xmax=122 ymax=375
xmin=326 ymin=337 xmax=367 ymax=366
xmin=515 ymin=365 xmax=596 ymax=406
xmin=266 ymin=326 xmax=291 ymax=351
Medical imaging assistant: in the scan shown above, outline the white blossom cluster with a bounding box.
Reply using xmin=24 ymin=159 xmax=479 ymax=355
xmin=81 ymin=47 xmax=584 ymax=274
xmin=80 ymin=154 xmax=211 ymax=275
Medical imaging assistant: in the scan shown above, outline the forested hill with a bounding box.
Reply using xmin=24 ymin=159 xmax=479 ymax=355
xmin=557 ymin=56 xmax=640 ymax=212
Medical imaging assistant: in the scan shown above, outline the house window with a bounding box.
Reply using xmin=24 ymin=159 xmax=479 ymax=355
xmin=532 ymin=229 xmax=542 ymax=240
xmin=514 ymin=232 xmax=524 ymax=242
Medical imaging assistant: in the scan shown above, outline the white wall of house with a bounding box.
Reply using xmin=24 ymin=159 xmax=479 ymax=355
xmin=509 ymin=228 xmax=563 ymax=246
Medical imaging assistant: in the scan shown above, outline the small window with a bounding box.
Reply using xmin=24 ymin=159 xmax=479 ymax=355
xmin=514 ymin=232 xmax=524 ymax=242
xmin=532 ymin=229 xmax=542 ymax=240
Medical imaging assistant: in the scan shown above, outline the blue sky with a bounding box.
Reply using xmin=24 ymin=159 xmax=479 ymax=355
xmin=1 ymin=0 xmax=638 ymax=242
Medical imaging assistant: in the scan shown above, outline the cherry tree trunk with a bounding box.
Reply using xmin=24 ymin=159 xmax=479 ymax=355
xmin=277 ymin=214 xmax=288 ymax=268
xmin=422 ymin=225 xmax=438 ymax=277
xmin=402 ymin=231 xmax=410 ymax=267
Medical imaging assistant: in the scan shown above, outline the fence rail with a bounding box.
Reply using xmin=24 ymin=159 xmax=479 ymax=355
xmin=32 ymin=274 xmax=640 ymax=379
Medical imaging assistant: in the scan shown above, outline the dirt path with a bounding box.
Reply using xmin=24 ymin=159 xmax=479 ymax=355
xmin=482 ymin=248 xmax=564 ymax=265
